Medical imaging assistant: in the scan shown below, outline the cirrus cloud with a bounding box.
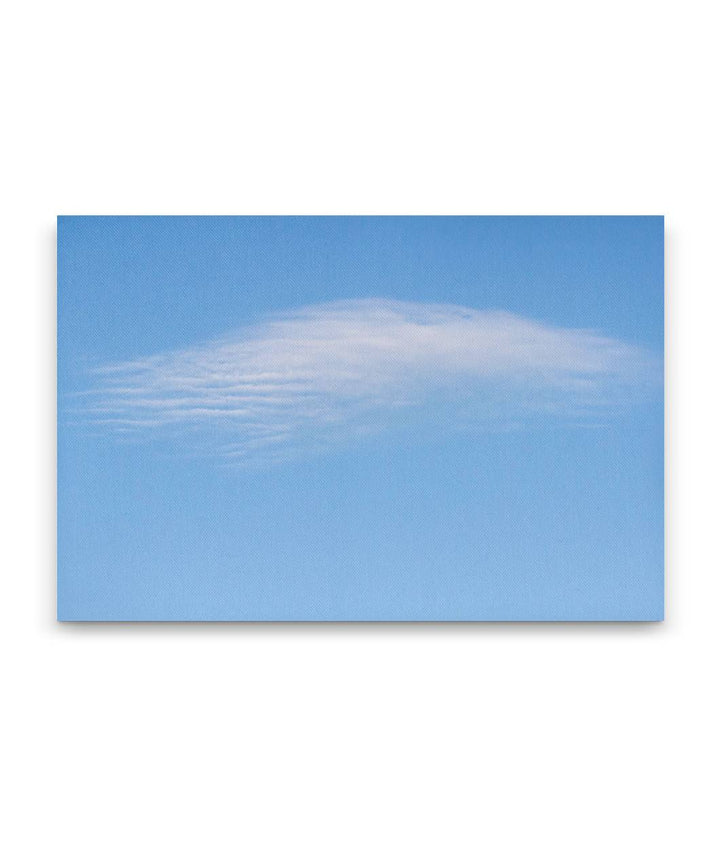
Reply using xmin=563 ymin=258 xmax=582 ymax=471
xmin=78 ymin=299 xmax=660 ymax=463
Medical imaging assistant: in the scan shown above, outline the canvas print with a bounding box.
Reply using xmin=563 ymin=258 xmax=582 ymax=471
xmin=57 ymin=216 xmax=664 ymax=621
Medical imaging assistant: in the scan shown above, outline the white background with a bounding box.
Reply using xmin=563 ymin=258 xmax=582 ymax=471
xmin=2 ymin=1 xmax=718 ymax=853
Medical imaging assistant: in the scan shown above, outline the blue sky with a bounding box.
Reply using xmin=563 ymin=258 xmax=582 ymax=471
xmin=57 ymin=216 xmax=663 ymax=620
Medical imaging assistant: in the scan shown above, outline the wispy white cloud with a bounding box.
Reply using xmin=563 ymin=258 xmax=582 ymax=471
xmin=78 ymin=299 xmax=659 ymax=463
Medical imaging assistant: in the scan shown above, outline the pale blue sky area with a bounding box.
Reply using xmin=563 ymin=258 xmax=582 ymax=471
xmin=58 ymin=216 xmax=663 ymax=620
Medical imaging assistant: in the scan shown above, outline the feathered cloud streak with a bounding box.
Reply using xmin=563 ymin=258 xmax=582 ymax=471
xmin=82 ymin=299 xmax=659 ymax=462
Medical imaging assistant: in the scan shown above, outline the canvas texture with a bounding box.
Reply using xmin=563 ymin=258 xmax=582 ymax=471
xmin=57 ymin=216 xmax=664 ymax=621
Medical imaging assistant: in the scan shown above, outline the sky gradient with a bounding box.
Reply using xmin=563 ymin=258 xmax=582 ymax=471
xmin=57 ymin=216 xmax=664 ymax=620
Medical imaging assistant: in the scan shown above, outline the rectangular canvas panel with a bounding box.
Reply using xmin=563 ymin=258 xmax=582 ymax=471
xmin=57 ymin=216 xmax=664 ymax=621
